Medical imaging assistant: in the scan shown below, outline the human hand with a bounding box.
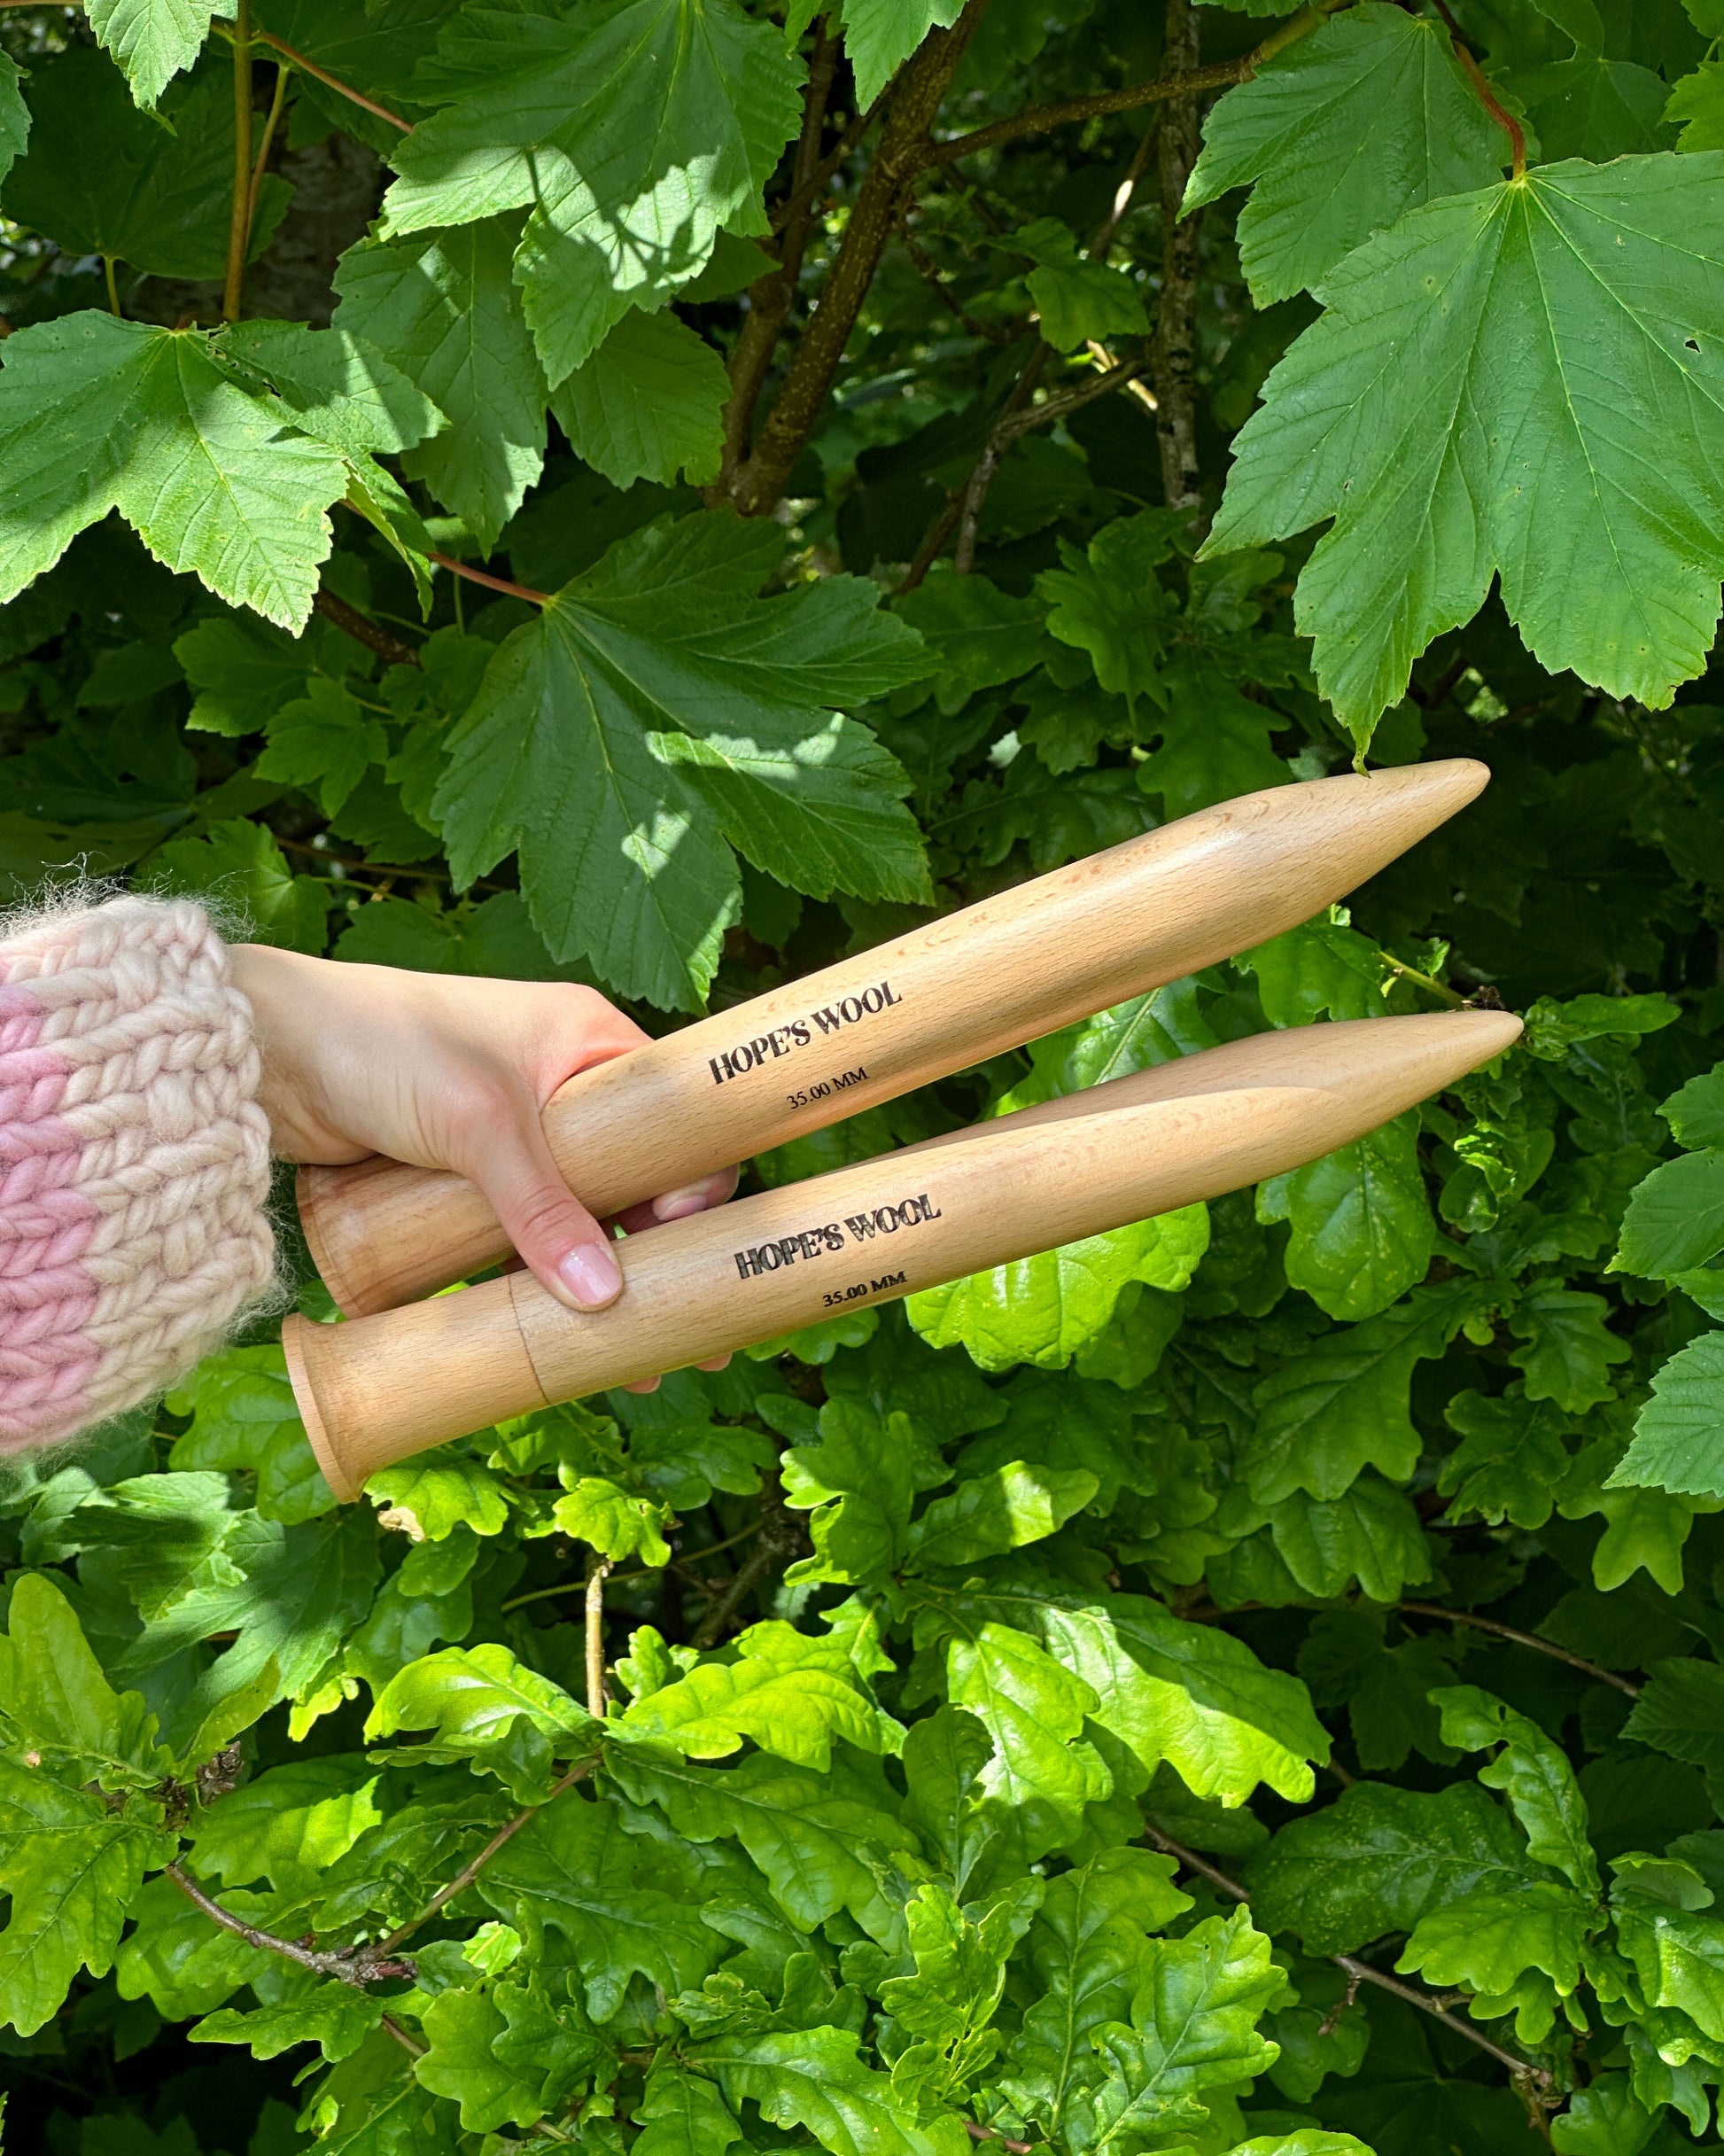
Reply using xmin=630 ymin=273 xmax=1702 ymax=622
xmin=229 ymin=945 xmax=737 ymax=1319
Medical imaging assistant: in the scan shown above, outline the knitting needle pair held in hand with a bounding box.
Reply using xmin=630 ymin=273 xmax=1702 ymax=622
xmin=229 ymin=946 xmax=737 ymax=1390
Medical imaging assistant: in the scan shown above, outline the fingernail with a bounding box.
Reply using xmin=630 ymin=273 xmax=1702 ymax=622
xmin=555 ymin=1241 xmax=623 ymax=1309
xmin=652 ymin=1184 xmax=711 ymax=1222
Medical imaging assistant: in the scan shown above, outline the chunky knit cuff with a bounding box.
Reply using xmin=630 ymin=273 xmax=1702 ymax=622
xmin=0 ymin=895 xmax=276 ymax=1453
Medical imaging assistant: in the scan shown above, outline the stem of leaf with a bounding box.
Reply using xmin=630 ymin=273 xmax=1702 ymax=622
xmin=245 ymin=63 xmax=288 ymax=240
xmin=103 ymin=255 xmax=120 ymax=318
xmin=1140 ymin=1826 xmax=1555 ymax=2096
xmin=224 ymin=0 xmax=252 ymax=323
xmin=1428 ymin=0 xmax=1525 ymax=176
xmin=429 ymin=549 xmax=549 ymax=606
xmin=1378 ymin=953 xmax=1468 ymax=1009
xmin=253 ymin=29 xmax=413 ymax=133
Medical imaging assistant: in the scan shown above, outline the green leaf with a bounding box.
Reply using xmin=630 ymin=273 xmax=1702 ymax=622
xmin=1256 ymin=1110 xmax=1433 ymax=1322
xmin=1002 ymin=1848 xmax=1192 ymax=2135
xmin=906 ymin=1208 xmax=1208 ymax=1372
xmin=381 ymin=0 xmax=804 ymax=381
xmin=5 ymin=53 xmax=279 ymax=277
xmin=1550 ymin=2074 xmax=1658 ymax=2156
xmin=1134 ymin=661 xmax=1292 ymax=819
xmin=332 ymin=218 xmax=549 ymax=550
xmin=166 ymin=1342 xmax=335 ymax=1522
xmin=255 ymin=678 xmax=386 ymax=817
xmin=1070 ymin=1907 xmax=1283 ymax=2149
xmin=810 ymin=0 xmax=966 ymax=106
xmin=616 ymin=1627 xmax=901 ymax=1769
xmin=690 ymin=2024 xmax=968 ymax=2156
xmin=1669 ymin=59 xmax=1724 ymax=150
xmin=634 ymin=2065 xmax=749 ymax=2156
xmin=609 ymin=1746 xmax=919 ymax=1936
xmin=902 ymin=1462 xmax=1099 ymax=1571
xmin=944 ymin=1622 xmax=1111 ymax=1862
xmin=478 ymin=1792 xmax=722 ymax=2020
xmin=1662 ymin=1064 xmax=1724 ymax=1149
xmin=432 ymin=513 xmax=930 ymax=1009
xmin=1205 ymin=156 xmax=1724 ymax=741
xmin=1266 ymin=1474 xmax=1433 ymax=1603
xmin=1622 ymin=1658 xmax=1724 ymax=1774
xmin=151 ymin=817 xmax=330 ymax=956
xmin=193 ymin=1980 xmax=386 ymax=2063
xmin=1037 ymin=514 xmax=1179 ymax=712
xmin=1520 ymin=992 xmax=1681 ymax=1060
xmin=89 ymin=0 xmax=225 ymax=107
xmin=414 ymin=1979 xmax=608 ymax=2131
xmin=364 ymin=1643 xmax=594 ymax=1799
xmin=113 ymin=1873 xmax=273 ymax=2020
xmin=1619 ymin=1150 xmax=1724 ymax=1278
xmin=0 ymin=314 xmax=346 ymax=630
xmin=1184 ymin=5 xmax=1504 ymax=305
xmin=1236 ymin=908 xmax=1386 ymax=1026
xmin=1437 ymin=1389 xmax=1572 ymax=1529
xmin=58 ymin=1472 xmax=250 ymax=1623
xmin=365 ymin=1453 xmax=512 ymax=1541
xmin=551 ymin=1476 xmax=674 ymax=1566
xmin=549 ymin=311 xmax=728 ymax=488
xmin=894 ymin=571 xmax=1046 ymax=711
xmin=1613 ymin=1332 xmax=1724 ymax=1498
xmin=990 ymin=218 xmax=1147 ymax=353
xmin=1246 ymin=1779 xmax=1545 ymax=1956
xmin=190 ymin=1758 xmax=384 ymax=1898
xmin=0 ymin=54 xmax=28 ymax=192
xmin=1507 ymin=1285 xmax=1630 ymax=1411
xmin=0 ymin=1761 xmax=172 ymax=2035
xmin=1431 ymin=1684 xmax=1601 ymax=1896
xmin=1244 ymin=1278 xmax=1484 ymax=1503
xmin=1396 ymin=1878 xmax=1594 ymax=2015
xmin=0 ymin=1572 xmax=164 ymax=1783
xmin=214 ymin=320 xmax=445 ymax=460
xmin=880 ymin=1877 xmax=1043 ymax=2107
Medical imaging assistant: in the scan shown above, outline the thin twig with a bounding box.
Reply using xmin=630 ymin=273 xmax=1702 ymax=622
xmin=271 ymin=833 xmax=451 ymax=882
xmin=1090 ymin=121 xmax=1159 ymax=263
xmin=245 ymin=62 xmax=288 ymax=238
xmin=1153 ymin=0 xmax=1205 ymax=515
xmin=223 ymin=0 xmax=252 ymax=323
xmin=1398 ymin=1601 xmax=1640 ymax=1696
xmin=1426 ymin=0 xmax=1524 ymax=175
xmin=374 ymin=1759 xmax=597 ymax=1956
xmin=1378 ymin=954 xmax=1468 ymax=1009
xmin=920 ymin=0 xmax=1344 ymax=167
xmin=501 ymin=1522 xmax=765 ymax=1612
xmin=1141 ymin=1827 xmax=1555 ymax=2094
xmin=768 ymin=90 xmax=892 ymax=233
xmin=255 ymin=29 xmax=413 ymax=132
xmin=430 ymin=550 xmax=548 ymax=605
xmin=690 ymin=1481 xmax=807 ymax=1648
xmin=897 ymin=214 xmax=1022 ymax=343
xmin=586 ymin=1553 xmax=613 ymax=1718
xmin=965 ymin=2125 xmax=1031 ymax=2154
xmin=382 ymin=2015 xmax=427 ymax=2058
xmin=165 ymin=1864 xmax=414 ymax=1986
xmin=314 ymin=587 xmax=423 ymax=669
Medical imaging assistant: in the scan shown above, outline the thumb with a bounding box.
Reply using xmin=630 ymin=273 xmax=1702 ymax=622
xmin=469 ymin=1109 xmax=623 ymax=1312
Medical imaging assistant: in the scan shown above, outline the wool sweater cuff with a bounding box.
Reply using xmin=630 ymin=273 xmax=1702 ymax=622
xmin=0 ymin=895 xmax=276 ymax=1452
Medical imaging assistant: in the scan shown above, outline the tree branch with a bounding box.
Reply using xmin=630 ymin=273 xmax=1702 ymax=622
xmin=165 ymin=1863 xmax=415 ymax=1987
xmin=1153 ymin=0 xmax=1204 ymax=516
xmin=768 ymin=90 xmax=892 ymax=234
xmin=585 ymin=1553 xmax=613 ymax=1718
xmin=1397 ymin=1601 xmax=1641 ymax=1696
xmin=375 ymin=1758 xmax=597 ymax=1956
xmin=726 ymin=0 xmax=990 ymax=517
xmin=314 ymin=588 xmax=423 ymax=669
xmin=719 ymin=20 xmax=841 ymax=487
xmin=1140 ymin=1827 xmax=1556 ymax=2096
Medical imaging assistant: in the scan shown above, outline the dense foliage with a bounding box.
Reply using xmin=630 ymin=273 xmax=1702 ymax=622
xmin=10 ymin=0 xmax=1724 ymax=2151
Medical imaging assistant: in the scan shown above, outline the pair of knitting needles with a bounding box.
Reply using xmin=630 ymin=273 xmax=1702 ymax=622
xmin=284 ymin=759 xmax=1518 ymax=1498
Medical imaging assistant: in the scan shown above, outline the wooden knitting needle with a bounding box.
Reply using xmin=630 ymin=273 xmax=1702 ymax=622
xmin=284 ymin=1008 xmax=1520 ymax=1499
xmin=298 ymin=759 xmax=1488 ymax=1317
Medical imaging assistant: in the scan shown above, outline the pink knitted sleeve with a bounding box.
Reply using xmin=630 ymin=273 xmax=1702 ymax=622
xmin=0 ymin=894 xmax=276 ymax=1452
